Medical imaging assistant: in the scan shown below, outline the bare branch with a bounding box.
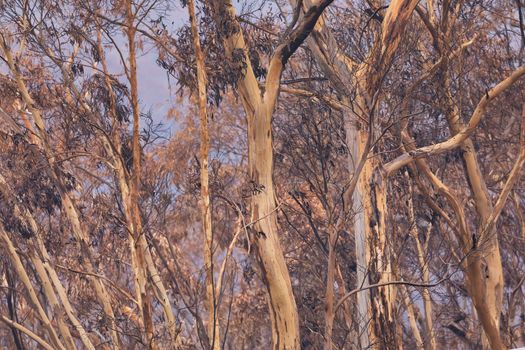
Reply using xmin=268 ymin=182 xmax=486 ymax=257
xmin=383 ymin=64 xmax=525 ymax=177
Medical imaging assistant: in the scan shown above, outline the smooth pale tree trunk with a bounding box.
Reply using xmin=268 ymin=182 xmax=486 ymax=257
xmin=346 ymin=97 xmax=374 ymax=350
xmin=248 ymin=103 xmax=301 ymax=349
xmin=125 ymin=3 xmax=157 ymax=348
xmin=187 ymin=0 xmax=220 ymax=347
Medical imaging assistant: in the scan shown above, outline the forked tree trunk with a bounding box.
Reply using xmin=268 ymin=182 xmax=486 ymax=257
xmin=383 ymin=63 xmax=525 ymax=349
xmin=295 ymin=0 xmax=419 ymax=344
xmin=211 ymin=1 xmax=333 ymax=347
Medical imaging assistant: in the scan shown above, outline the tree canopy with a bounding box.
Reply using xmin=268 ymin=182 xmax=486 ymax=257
xmin=0 ymin=0 xmax=524 ymax=349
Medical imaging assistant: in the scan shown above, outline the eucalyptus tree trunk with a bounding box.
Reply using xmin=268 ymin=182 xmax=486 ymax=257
xmin=249 ymin=102 xmax=301 ymax=349
xmin=383 ymin=63 xmax=525 ymax=350
xmin=406 ymin=172 xmax=436 ymax=350
xmin=210 ymin=1 xmax=333 ymax=347
xmin=0 ymin=174 xmax=78 ymax=349
xmin=437 ymin=71 xmax=504 ymax=350
xmin=187 ymin=0 xmax=220 ymax=348
xmin=294 ymin=0 xmax=419 ymax=346
xmin=125 ymin=3 xmax=156 ymax=348
xmin=0 ymin=227 xmax=66 ymax=350
xmin=410 ymin=4 xmax=510 ymax=345
xmin=92 ymin=17 xmax=181 ymax=346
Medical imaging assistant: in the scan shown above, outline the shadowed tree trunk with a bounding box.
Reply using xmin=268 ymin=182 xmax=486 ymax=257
xmin=187 ymin=0 xmax=220 ymax=348
xmin=125 ymin=3 xmax=156 ymax=348
xmin=292 ymin=0 xmax=419 ymax=346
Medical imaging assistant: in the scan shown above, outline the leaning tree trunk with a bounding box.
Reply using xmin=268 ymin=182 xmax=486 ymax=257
xmin=441 ymin=78 xmax=505 ymax=350
xmin=0 ymin=33 xmax=121 ymax=348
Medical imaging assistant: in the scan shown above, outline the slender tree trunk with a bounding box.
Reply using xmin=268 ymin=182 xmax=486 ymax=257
xmin=0 ymin=227 xmax=65 ymax=350
xmin=94 ymin=19 xmax=181 ymax=346
xmin=187 ymin=0 xmax=220 ymax=348
xmin=29 ymin=256 xmax=78 ymax=349
xmin=324 ymin=224 xmax=337 ymax=350
xmin=402 ymin=285 xmax=424 ymax=348
xmin=0 ymin=315 xmax=55 ymax=350
xmin=5 ymin=269 xmax=26 ymax=350
xmin=125 ymin=5 xmax=157 ymax=348
xmin=0 ymin=176 xmax=78 ymax=349
xmin=406 ymin=173 xmax=436 ymax=350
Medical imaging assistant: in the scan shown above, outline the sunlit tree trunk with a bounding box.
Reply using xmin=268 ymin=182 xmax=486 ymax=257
xmin=384 ymin=63 xmax=525 ymax=349
xmin=441 ymin=76 xmax=504 ymax=350
xmin=248 ymin=102 xmax=301 ymax=349
xmin=406 ymin=172 xmax=436 ymax=350
xmin=92 ymin=18 xmax=182 ymax=346
xmin=0 ymin=175 xmax=78 ymax=349
xmin=324 ymin=223 xmax=337 ymax=350
xmin=0 ymin=227 xmax=65 ymax=350
xmin=401 ymin=285 xmax=424 ymax=348
xmin=210 ymin=1 xmax=333 ymax=347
